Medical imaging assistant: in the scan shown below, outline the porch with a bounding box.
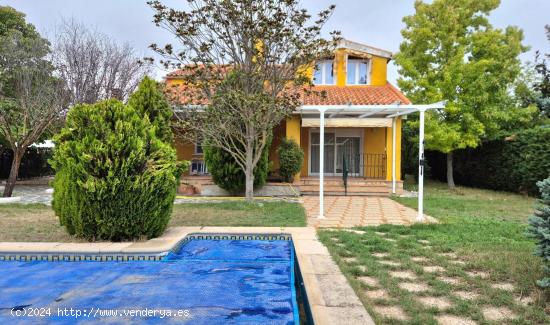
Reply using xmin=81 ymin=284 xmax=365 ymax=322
xmin=298 ymin=176 xmax=403 ymax=196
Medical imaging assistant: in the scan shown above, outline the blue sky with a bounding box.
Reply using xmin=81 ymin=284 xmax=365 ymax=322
xmin=3 ymin=0 xmax=550 ymax=84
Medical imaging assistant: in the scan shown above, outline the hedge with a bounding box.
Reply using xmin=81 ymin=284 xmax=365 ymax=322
xmin=0 ymin=147 xmax=53 ymax=179
xmin=425 ymin=125 xmax=550 ymax=195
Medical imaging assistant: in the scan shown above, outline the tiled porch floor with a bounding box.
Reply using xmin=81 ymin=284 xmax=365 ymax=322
xmin=302 ymin=196 xmax=436 ymax=228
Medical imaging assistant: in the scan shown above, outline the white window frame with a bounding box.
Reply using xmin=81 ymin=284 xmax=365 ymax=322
xmin=313 ymin=60 xmax=335 ymax=85
xmin=346 ymin=59 xmax=371 ymax=85
xmin=194 ymin=142 xmax=203 ymax=155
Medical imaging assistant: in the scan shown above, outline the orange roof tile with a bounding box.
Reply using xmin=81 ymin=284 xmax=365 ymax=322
xmin=166 ymin=82 xmax=411 ymax=106
xmin=302 ymin=84 xmax=410 ymax=105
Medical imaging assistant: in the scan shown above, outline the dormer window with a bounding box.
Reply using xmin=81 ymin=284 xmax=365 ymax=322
xmin=347 ymin=59 xmax=369 ymax=85
xmin=313 ymin=60 xmax=334 ymax=85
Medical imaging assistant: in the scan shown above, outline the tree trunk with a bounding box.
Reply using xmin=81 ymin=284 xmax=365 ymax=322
xmin=446 ymin=151 xmax=456 ymax=189
xmin=3 ymin=149 xmax=24 ymax=197
xmin=244 ymin=142 xmax=254 ymax=201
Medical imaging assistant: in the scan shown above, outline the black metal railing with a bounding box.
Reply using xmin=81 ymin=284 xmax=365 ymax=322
xmin=338 ymin=153 xmax=386 ymax=179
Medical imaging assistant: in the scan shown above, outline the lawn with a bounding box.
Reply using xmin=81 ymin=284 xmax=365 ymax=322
xmin=0 ymin=201 xmax=306 ymax=242
xmin=318 ymin=181 xmax=549 ymax=324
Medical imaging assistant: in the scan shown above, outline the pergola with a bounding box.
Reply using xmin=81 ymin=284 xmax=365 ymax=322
xmin=299 ymin=101 xmax=446 ymax=222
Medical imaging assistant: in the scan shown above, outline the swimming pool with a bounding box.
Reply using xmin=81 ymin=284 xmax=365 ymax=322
xmin=0 ymin=235 xmax=300 ymax=324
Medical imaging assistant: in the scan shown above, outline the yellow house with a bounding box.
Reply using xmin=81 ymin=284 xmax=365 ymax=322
xmin=166 ymin=39 xmax=414 ymax=196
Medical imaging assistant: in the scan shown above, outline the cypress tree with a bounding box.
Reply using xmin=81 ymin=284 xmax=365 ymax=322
xmin=51 ymin=99 xmax=180 ymax=241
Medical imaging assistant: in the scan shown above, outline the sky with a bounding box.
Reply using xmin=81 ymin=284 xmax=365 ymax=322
xmin=3 ymin=0 xmax=550 ymax=84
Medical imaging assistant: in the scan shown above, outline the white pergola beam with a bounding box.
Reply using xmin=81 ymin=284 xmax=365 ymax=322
xmin=359 ymin=108 xmax=386 ymax=118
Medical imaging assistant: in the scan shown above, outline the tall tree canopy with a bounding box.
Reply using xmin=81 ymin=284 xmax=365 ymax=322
xmin=534 ymin=25 xmax=550 ymax=118
xmin=0 ymin=6 xmax=69 ymax=197
xmin=148 ymin=0 xmax=338 ymax=200
xmin=394 ymin=0 xmax=531 ymax=188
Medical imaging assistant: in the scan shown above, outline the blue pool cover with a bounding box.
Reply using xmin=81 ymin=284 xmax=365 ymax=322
xmin=0 ymin=239 xmax=299 ymax=324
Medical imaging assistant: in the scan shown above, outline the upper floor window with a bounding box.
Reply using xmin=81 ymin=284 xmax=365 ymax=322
xmin=194 ymin=142 xmax=203 ymax=154
xmin=313 ymin=60 xmax=334 ymax=85
xmin=347 ymin=59 xmax=369 ymax=85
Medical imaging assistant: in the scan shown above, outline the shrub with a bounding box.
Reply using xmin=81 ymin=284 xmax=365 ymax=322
xmin=425 ymin=125 xmax=550 ymax=195
xmin=526 ymin=177 xmax=550 ymax=288
xmin=128 ymin=76 xmax=174 ymax=143
xmin=278 ymin=138 xmax=304 ymax=182
xmin=203 ymin=138 xmax=271 ymax=194
xmin=51 ymin=99 xmax=181 ymax=241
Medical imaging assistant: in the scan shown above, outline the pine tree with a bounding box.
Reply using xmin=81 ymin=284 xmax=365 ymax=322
xmin=527 ymin=177 xmax=550 ymax=288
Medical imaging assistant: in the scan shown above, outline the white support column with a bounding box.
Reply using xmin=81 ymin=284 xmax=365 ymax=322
xmin=392 ymin=117 xmax=397 ymax=194
xmin=417 ymin=109 xmax=426 ymax=222
xmin=318 ymin=108 xmax=326 ymax=219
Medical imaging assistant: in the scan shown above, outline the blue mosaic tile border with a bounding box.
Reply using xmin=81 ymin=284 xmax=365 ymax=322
xmin=0 ymin=233 xmax=292 ymax=262
xmin=169 ymin=233 xmax=292 ymax=255
xmin=0 ymin=253 xmax=165 ymax=262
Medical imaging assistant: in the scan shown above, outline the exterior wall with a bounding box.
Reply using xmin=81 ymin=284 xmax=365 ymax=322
xmin=363 ymin=127 xmax=386 ymax=178
xmin=175 ymin=140 xmax=197 ymax=176
xmin=385 ymin=118 xmax=402 ymax=181
xmin=300 ymin=127 xmax=309 ymax=177
xmin=285 ymin=116 xmax=302 ymax=181
xmin=370 ymin=56 xmax=388 ymax=86
xmin=269 ymin=121 xmax=286 ymax=172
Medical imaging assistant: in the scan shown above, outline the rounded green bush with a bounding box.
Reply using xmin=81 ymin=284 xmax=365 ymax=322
xmin=51 ymin=99 xmax=180 ymax=241
xmin=203 ymin=139 xmax=271 ymax=194
xmin=278 ymin=137 xmax=304 ymax=183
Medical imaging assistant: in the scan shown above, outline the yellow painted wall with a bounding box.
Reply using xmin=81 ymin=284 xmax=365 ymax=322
xmin=335 ymin=49 xmax=347 ymax=86
xmin=300 ymin=127 xmax=309 ymax=177
xmin=175 ymin=140 xmax=197 ymax=175
xmin=285 ymin=116 xmax=302 ymax=181
xmin=269 ymin=121 xmax=286 ymax=171
xmin=385 ymin=118 xmax=402 ymax=181
xmin=363 ymin=127 xmax=386 ymax=178
xmin=370 ymin=56 xmax=388 ymax=86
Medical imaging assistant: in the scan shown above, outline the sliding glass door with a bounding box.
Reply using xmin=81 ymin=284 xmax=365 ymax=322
xmin=310 ymin=129 xmax=362 ymax=176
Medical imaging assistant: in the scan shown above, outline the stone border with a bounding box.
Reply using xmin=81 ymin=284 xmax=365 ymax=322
xmin=0 ymin=196 xmax=22 ymax=204
xmin=0 ymin=226 xmax=373 ymax=324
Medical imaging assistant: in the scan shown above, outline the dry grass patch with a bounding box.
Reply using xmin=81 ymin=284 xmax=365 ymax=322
xmin=372 ymin=252 xmax=390 ymax=258
xmin=491 ymin=282 xmax=515 ymax=292
xmin=343 ymin=257 xmax=358 ymax=264
xmin=416 ymin=296 xmax=452 ymax=310
xmin=364 ymin=288 xmax=389 ymax=300
xmin=372 ymin=305 xmax=409 ymax=321
xmin=465 ymin=270 xmax=489 ymax=279
xmin=453 ymin=290 xmax=480 ymax=301
xmin=358 ymin=276 xmax=379 ymax=287
xmin=389 ymin=271 xmax=417 ymax=280
xmin=423 ymin=265 xmax=446 ymax=273
xmin=482 ymin=306 xmax=516 ymax=321
xmin=398 ymin=282 xmax=430 ymax=293
xmin=436 ymin=314 xmax=477 ymax=325
xmin=378 ymin=260 xmax=401 ymax=267
xmin=438 ymin=276 xmax=462 ymax=285
xmin=411 ymin=256 xmax=430 ymax=263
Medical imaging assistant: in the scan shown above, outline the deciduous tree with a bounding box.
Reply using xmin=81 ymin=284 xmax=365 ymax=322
xmin=148 ymin=0 xmax=338 ymax=200
xmin=0 ymin=6 xmax=68 ymax=197
xmin=52 ymin=19 xmax=151 ymax=105
xmin=394 ymin=0 xmax=530 ymax=188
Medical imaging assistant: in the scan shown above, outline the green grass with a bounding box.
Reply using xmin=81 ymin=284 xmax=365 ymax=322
xmin=0 ymin=201 xmax=306 ymax=242
xmin=318 ymin=181 xmax=549 ymax=324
